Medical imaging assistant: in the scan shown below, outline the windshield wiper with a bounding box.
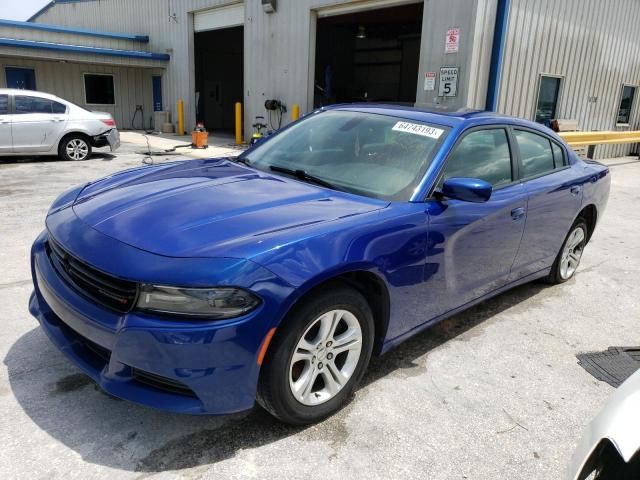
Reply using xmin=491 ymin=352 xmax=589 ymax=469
xmin=269 ymin=165 xmax=339 ymax=191
xmin=231 ymin=155 xmax=251 ymax=165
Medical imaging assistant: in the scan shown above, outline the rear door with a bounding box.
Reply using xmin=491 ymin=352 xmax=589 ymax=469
xmin=423 ymin=126 xmax=528 ymax=318
xmin=11 ymin=95 xmax=68 ymax=153
xmin=509 ymin=128 xmax=582 ymax=279
xmin=0 ymin=94 xmax=10 ymax=153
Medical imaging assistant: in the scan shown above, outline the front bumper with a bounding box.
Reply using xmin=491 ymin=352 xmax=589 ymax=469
xmin=29 ymin=227 xmax=289 ymax=415
xmin=92 ymin=129 xmax=120 ymax=152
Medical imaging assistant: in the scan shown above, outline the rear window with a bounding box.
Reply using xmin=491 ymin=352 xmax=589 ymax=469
xmin=0 ymin=95 xmax=7 ymax=115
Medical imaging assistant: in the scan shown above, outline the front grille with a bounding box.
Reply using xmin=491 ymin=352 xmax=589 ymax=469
xmin=131 ymin=368 xmax=197 ymax=397
xmin=46 ymin=237 xmax=138 ymax=313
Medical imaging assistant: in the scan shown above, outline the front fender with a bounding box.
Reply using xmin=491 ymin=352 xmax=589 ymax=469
xmin=250 ymin=203 xmax=430 ymax=342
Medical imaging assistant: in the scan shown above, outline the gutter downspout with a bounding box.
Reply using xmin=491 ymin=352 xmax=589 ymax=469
xmin=485 ymin=0 xmax=510 ymax=111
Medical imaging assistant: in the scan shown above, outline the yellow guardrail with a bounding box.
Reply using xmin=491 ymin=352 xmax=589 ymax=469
xmin=558 ymin=130 xmax=640 ymax=147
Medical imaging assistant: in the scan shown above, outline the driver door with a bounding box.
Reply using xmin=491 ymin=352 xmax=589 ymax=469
xmin=422 ymin=127 xmax=528 ymax=320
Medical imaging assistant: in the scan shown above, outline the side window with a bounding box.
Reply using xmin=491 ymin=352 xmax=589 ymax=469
xmin=52 ymin=101 xmax=67 ymax=114
xmin=514 ymin=130 xmax=555 ymax=178
xmin=442 ymin=129 xmax=512 ymax=187
xmin=0 ymin=95 xmax=7 ymax=115
xmin=551 ymin=141 xmax=565 ymax=168
xmin=15 ymin=96 xmax=56 ymax=114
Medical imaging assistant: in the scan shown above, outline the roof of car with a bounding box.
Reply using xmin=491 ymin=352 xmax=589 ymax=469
xmin=326 ymin=103 xmax=525 ymax=128
xmin=0 ymin=88 xmax=60 ymax=100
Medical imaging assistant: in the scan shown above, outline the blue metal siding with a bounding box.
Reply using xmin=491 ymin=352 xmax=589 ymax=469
xmin=485 ymin=0 xmax=509 ymax=111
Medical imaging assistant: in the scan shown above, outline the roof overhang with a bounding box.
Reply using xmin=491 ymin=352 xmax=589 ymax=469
xmin=0 ymin=19 xmax=148 ymax=42
xmin=27 ymin=0 xmax=100 ymax=23
xmin=0 ymin=37 xmax=169 ymax=63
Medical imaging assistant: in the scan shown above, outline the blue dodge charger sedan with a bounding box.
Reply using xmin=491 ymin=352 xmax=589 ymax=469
xmin=29 ymin=105 xmax=610 ymax=424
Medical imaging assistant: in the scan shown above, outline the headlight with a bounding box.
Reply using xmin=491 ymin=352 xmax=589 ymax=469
xmin=136 ymin=285 xmax=260 ymax=319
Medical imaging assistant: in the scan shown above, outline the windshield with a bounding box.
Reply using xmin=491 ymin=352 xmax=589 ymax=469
xmin=241 ymin=110 xmax=448 ymax=201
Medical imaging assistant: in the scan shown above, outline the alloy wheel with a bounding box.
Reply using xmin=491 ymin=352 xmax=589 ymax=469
xmin=289 ymin=309 xmax=363 ymax=406
xmin=66 ymin=138 xmax=90 ymax=160
xmin=560 ymin=226 xmax=586 ymax=280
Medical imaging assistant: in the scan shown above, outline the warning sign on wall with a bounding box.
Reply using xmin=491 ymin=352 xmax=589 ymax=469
xmin=445 ymin=27 xmax=460 ymax=54
xmin=424 ymin=72 xmax=436 ymax=91
xmin=438 ymin=67 xmax=458 ymax=97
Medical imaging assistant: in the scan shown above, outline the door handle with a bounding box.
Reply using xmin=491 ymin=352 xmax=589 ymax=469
xmin=50 ymin=117 xmax=64 ymax=122
xmin=570 ymin=185 xmax=581 ymax=195
xmin=511 ymin=207 xmax=526 ymax=220
xmin=0 ymin=118 xmax=8 ymax=124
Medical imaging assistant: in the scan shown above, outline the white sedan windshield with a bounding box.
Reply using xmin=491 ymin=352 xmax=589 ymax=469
xmin=242 ymin=110 xmax=448 ymax=201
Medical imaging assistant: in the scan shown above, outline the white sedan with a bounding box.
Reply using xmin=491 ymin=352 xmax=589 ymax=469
xmin=0 ymin=88 xmax=119 ymax=161
xmin=569 ymin=368 xmax=640 ymax=479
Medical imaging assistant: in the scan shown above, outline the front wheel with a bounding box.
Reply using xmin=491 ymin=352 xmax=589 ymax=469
xmin=58 ymin=135 xmax=92 ymax=161
xmin=546 ymin=218 xmax=588 ymax=284
xmin=257 ymin=285 xmax=374 ymax=425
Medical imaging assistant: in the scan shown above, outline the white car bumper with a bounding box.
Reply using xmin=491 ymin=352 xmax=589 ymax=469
xmin=106 ymin=128 xmax=120 ymax=152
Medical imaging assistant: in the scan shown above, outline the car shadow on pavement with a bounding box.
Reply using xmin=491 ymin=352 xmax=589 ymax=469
xmin=0 ymin=156 xmax=60 ymax=165
xmin=0 ymin=153 xmax=115 ymax=164
xmin=4 ymin=281 xmax=549 ymax=473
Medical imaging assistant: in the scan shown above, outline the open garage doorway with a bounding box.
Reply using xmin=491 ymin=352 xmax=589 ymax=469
xmin=314 ymin=2 xmax=423 ymax=108
xmin=194 ymin=26 xmax=243 ymax=133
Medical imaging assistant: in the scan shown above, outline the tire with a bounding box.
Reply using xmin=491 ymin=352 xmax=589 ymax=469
xmin=257 ymin=284 xmax=374 ymax=425
xmin=546 ymin=218 xmax=588 ymax=284
xmin=58 ymin=134 xmax=92 ymax=161
xmin=595 ymin=449 xmax=640 ymax=479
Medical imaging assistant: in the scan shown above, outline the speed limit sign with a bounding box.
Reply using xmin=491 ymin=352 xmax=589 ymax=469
xmin=438 ymin=67 xmax=459 ymax=97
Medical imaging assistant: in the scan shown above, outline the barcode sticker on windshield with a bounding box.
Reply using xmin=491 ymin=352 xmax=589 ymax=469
xmin=392 ymin=121 xmax=444 ymax=139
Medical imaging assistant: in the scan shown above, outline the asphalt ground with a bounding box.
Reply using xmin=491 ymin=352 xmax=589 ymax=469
xmin=0 ymin=140 xmax=638 ymax=480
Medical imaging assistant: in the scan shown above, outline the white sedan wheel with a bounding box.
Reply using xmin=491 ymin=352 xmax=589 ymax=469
xmin=65 ymin=138 xmax=90 ymax=161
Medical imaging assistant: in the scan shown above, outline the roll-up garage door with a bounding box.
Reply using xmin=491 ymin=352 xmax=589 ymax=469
xmin=194 ymin=3 xmax=244 ymax=33
xmin=316 ymin=0 xmax=421 ymax=18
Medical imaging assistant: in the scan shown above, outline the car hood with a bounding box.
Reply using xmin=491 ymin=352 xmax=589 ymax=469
xmin=70 ymin=159 xmax=388 ymax=258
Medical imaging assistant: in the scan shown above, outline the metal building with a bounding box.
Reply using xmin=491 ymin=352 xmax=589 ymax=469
xmin=1 ymin=0 xmax=638 ymax=158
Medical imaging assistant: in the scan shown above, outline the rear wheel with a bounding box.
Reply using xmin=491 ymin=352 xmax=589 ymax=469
xmin=546 ymin=218 xmax=588 ymax=284
xmin=58 ymin=134 xmax=92 ymax=161
xmin=257 ymin=285 xmax=374 ymax=425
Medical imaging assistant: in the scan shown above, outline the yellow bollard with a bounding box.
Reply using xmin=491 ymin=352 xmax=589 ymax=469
xmin=292 ymin=104 xmax=300 ymax=121
xmin=235 ymin=102 xmax=243 ymax=145
xmin=177 ymin=99 xmax=185 ymax=136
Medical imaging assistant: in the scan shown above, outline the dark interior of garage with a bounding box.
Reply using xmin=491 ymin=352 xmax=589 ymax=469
xmin=195 ymin=26 xmax=243 ymax=132
xmin=314 ymin=3 xmax=423 ymax=108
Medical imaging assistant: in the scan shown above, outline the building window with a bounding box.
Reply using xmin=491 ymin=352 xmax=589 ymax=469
xmin=535 ymin=75 xmax=561 ymax=125
xmin=617 ymin=85 xmax=636 ymax=125
xmin=84 ymin=74 xmax=115 ymax=105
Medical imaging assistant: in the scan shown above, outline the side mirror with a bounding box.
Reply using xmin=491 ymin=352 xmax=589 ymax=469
xmin=440 ymin=177 xmax=492 ymax=203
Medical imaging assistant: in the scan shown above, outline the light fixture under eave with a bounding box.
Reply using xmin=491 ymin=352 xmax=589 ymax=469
xmin=356 ymin=25 xmax=366 ymax=39
xmin=262 ymin=0 xmax=277 ymax=13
